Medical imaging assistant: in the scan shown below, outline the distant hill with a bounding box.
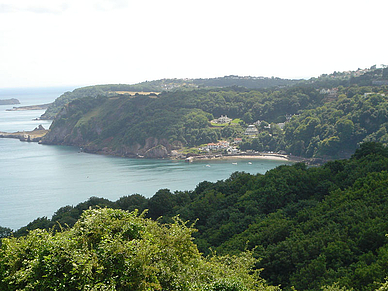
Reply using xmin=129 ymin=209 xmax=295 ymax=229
xmin=41 ymin=66 xmax=388 ymax=120
xmin=40 ymin=76 xmax=300 ymax=120
xmin=138 ymin=75 xmax=300 ymax=90
xmin=302 ymin=65 xmax=388 ymax=88
xmin=0 ymin=98 xmax=20 ymax=105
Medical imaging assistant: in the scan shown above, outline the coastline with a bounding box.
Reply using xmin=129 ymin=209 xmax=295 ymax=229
xmin=2 ymin=128 xmax=314 ymax=164
xmin=5 ymin=103 xmax=51 ymax=111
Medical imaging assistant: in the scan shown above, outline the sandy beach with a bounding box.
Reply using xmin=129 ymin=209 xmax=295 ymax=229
xmin=221 ymin=154 xmax=290 ymax=161
xmin=184 ymin=153 xmax=305 ymax=163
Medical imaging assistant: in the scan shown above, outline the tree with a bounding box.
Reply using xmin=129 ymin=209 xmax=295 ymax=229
xmin=147 ymin=189 xmax=176 ymax=219
xmin=335 ymin=118 xmax=354 ymax=141
xmin=242 ymin=112 xmax=254 ymax=124
xmin=383 ymin=68 xmax=388 ymax=79
xmin=0 ymin=227 xmax=12 ymax=239
xmin=352 ymin=142 xmax=388 ymax=159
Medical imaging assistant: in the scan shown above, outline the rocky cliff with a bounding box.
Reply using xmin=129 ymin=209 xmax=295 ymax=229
xmin=41 ymin=96 xmax=183 ymax=158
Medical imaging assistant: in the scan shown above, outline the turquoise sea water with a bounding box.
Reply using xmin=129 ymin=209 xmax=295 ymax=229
xmin=0 ymin=88 xmax=291 ymax=230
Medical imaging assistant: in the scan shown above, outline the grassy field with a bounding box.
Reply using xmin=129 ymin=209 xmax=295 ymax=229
xmin=210 ymin=118 xmax=244 ymax=127
xmin=112 ymin=91 xmax=160 ymax=96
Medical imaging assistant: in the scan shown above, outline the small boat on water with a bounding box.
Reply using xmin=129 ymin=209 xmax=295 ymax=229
xmin=248 ymin=162 xmax=252 ymax=165
xmin=232 ymin=162 xmax=237 ymax=165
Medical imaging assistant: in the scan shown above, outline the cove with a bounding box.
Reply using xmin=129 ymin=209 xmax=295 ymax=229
xmin=0 ymin=138 xmax=291 ymax=230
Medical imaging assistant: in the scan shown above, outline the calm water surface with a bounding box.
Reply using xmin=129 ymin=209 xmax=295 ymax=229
xmin=0 ymin=88 xmax=291 ymax=230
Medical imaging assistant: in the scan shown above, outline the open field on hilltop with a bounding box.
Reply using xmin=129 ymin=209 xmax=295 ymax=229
xmin=112 ymin=91 xmax=160 ymax=96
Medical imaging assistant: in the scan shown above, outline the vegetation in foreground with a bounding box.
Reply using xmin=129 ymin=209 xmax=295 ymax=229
xmin=3 ymin=142 xmax=388 ymax=290
xmin=0 ymin=208 xmax=279 ymax=291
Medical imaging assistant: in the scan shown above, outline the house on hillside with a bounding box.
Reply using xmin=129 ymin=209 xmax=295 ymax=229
xmin=321 ymin=88 xmax=339 ymax=102
xmin=277 ymin=122 xmax=286 ymax=130
xmin=285 ymin=114 xmax=293 ymax=122
xmin=244 ymin=125 xmax=258 ymax=136
xmin=372 ymin=80 xmax=388 ymax=86
xmin=211 ymin=115 xmax=232 ymax=124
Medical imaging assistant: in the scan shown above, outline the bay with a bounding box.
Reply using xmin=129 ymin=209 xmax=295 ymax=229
xmin=0 ymin=87 xmax=291 ymax=230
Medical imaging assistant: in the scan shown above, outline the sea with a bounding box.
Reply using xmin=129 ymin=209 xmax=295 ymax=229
xmin=0 ymin=87 xmax=291 ymax=230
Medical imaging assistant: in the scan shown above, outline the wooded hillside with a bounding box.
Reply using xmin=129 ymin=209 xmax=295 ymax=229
xmin=41 ymin=82 xmax=388 ymax=159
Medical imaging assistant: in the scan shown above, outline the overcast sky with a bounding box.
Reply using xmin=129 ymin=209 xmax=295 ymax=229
xmin=0 ymin=0 xmax=387 ymax=88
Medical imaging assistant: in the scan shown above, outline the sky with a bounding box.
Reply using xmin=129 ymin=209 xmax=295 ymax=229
xmin=0 ymin=0 xmax=387 ymax=88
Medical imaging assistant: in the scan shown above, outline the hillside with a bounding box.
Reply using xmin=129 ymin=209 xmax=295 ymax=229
xmin=40 ymin=76 xmax=299 ymax=120
xmin=41 ymin=86 xmax=325 ymax=158
xmin=9 ymin=142 xmax=388 ymax=291
xmin=41 ymin=79 xmax=388 ymax=160
xmin=40 ymin=66 xmax=388 ymax=120
xmin=302 ymin=65 xmax=388 ymax=88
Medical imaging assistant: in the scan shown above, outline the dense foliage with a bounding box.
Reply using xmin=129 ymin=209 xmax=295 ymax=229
xmin=7 ymin=142 xmax=388 ymax=290
xmin=0 ymin=208 xmax=279 ymax=291
xmin=281 ymin=85 xmax=388 ymax=157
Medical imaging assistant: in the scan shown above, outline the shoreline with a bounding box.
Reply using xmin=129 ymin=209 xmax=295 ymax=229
xmin=2 ymin=131 xmax=316 ymax=164
xmin=184 ymin=153 xmax=308 ymax=163
xmin=222 ymin=154 xmax=290 ymax=161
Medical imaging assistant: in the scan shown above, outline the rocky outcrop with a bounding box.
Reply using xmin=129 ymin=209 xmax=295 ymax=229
xmin=0 ymin=126 xmax=48 ymax=142
xmin=42 ymin=125 xmax=177 ymax=159
xmin=144 ymin=145 xmax=169 ymax=158
xmin=40 ymin=97 xmax=182 ymax=159
xmin=34 ymin=125 xmax=45 ymax=131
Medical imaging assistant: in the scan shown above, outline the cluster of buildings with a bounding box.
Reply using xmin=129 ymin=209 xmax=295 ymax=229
xmin=199 ymin=140 xmax=240 ymax=155
xmin=200 ymin=140 xmax=230 ymax=151
xmin=320 ymin=88 xmax=339 ymax=102
xmin=211 ymin=115 xmax=233 ymax=124
xmin=201 ymin=114 xmax=297 ymax=153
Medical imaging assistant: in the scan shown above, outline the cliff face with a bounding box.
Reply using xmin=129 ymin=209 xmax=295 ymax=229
xmin=41 ymin=96 xmax=181 ymax=158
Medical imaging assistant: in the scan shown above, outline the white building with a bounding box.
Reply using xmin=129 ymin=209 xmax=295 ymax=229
xmin=212 ymin=115 xmax=232 ymax=124
xmin=244 ymin=125 xmax=258 ymax=136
